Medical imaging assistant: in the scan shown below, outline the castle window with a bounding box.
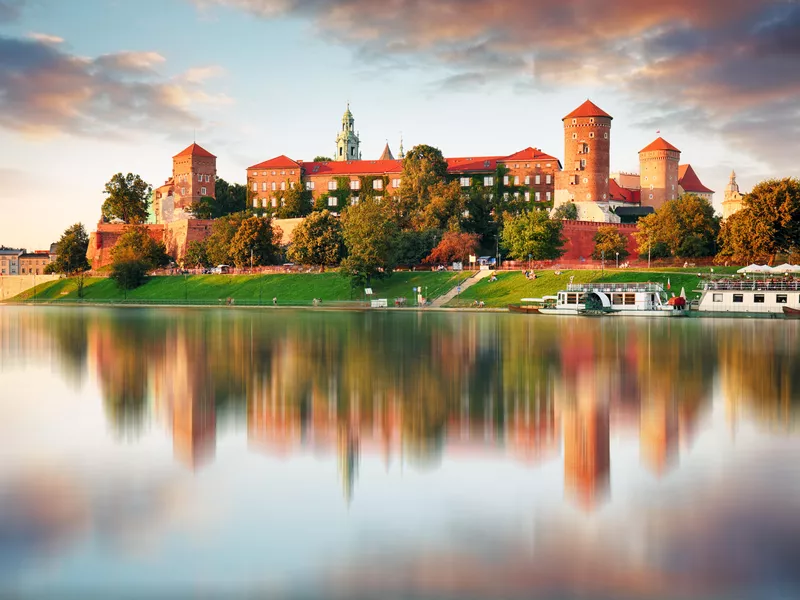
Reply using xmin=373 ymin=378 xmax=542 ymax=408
xmin=281 ymin=170 xmax=285 ymax=175
xmin=586 ymin=193 xmax=592 ymax=200
xmin=514 ymin=176 xmax=520 ymax=185
xmin=603 ymin=194 xmax=607 ymax=199
xmin=572 ymin=119 xmax=577 ymax=124
xmin=197 ymin=174 xmax=202 ymax=182
xmin=201 ymin=186 xmax=207 ymax=195
xmin=650 ymin=184 xmax=654 ymax=190
xmin=590 ymin=118 xmax=595 ymax=123
xmin=503 ymin=192 xmax=509 ymax=200
xmin=589 ymin=132 xmax=595 ymax=139
xmin=483 ymin=176 xmax=494 ymax=187
xmin=375 ymin=196 xmax=383 ymax=202
xmin=460 ymin=177 xmax=471 ymax=187
xmin=271 ymin=182 xmax=277 ymax=191
xmin=281 ymin=182 xmax=286 ymax=191
xmin=328 ymin=197 xmax=337 ymax=207
xmin=484 ymin=160 xmax=491 ymax=167
xmin=546 ymin=192 xmax=552 ymax=201
xmin=272 ymin=198 xmax=278 ymax=208
xmin=580 ymin=160 xmax=586 ymax=169
xmin=350 ymin=180 xmax=360 ymax=190
xmin=525 ymin=176 xmax=530 ymax=185
xmin=604 ymin=133 xmax=608 ymax=139
xmin=572 ymin=133 xmax=578 ymax=140
xmin=280 ymin=198 xmax=285 ymax=207
xmin=546 ymin=174 xmax=552 ymax=184
xmin=583 ymin=178 xmax=589 ymax=184
xmin=649 ymin=194 xmax=654 ymax=199
xmin=262 ymin=182 xmax=267 ymax=191
xmin=328 ymin=181 xmax=337 ymax=191
xmin=251 ymin=183 xmax=256 ymax=192
xmin=351 ymin=196 xmax=359 ymax=205
xmin=537 ymin=163 xmax=541 ymax=168
xmin=306 ymin=181 xmax=315 ymax=190
xmin=262 ymin=172 xmax=266 ymax=176
xmin=392 ymin=178 xmax=401 ymax=188
xmin=272 ymin=171 xmax=276 ymax=176
xmin=291 ymin=170 xmax=295 ymax=175
xmin=253 ymin=199 xmax=258 ymax=208
xmin=503 ymin=175 xmax=510 ymax=185
xmin=525 ymin=191 xmax=530 ymax=202
xmin=514 ymin=192 xmax=520 ymax=199
xmin=546 ymin=163 xmax=551 ymax=167
xmin=351 ymin=147 xmax=356 ymax=157
xmin=526 ymin=163 xmax=530 ymax=168
xmin=373 ymin=179 xmax=383 ymax=190
xmin=535 ymin=191 xmax=541 ymax=201
xmin=290 ymin=182 xmax=295 ymax=190
xmin=515 ymin=164 xmax=519 ymax=169
xmin=535 ymin=175 xmax=541 ymax=185
xmin=262 ymin=198 xmax=268 ymax=208
xmin=182 ymin=187 xmax=187 ymax=195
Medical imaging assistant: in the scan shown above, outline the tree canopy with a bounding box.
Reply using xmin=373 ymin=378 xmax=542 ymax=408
xmin=552 ymin=202 xmax=578 ymax=221
xmin=190 ymin=178 xmax=247 ymax=219
xmin=340 ymin=198 xmax=397 ymax=286
xmin=205 ymin=212 xmax=248 ymax=266
xmin=229 ymin=215 xmax=282 ymax=268
xmin=183 ymin=240 xmax=210 ymax=268
xmin=102 ymin=173 xmax=151 ymax=224
xmin=274 ymin=182 xmax=312 ymax=219
xmin=396 ymin=144 xmax=448 ymax=227
xmin=424 ymin=231 xmax=480 ymax=265
xmin=411 ymin=180 xmax=465 ymax=232
xmin=313 ymin=156 xmax=333 ymax=162
xmin=500 ymin=210 xmax=566 ymax=261
xmin=717 ymin=178 xmax=800 ymax=264
xmin=110 ymin=225 xmax=170 ymax=268
xmin=591 ymin=225 xmax=629 ymax=260
xmin=635 ymin=194 xmax=719 ymax=258
xmin=286 ymin=210 xmax=344 ymax=267
xmin=48 ymin=223 xmax=90 ymax=274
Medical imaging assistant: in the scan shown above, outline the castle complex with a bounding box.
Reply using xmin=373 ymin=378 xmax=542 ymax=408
xmin=90 ymin=100 xmax=724 ymax=268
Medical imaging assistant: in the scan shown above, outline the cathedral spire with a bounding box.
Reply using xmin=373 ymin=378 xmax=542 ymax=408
xmin=398 ymin=133 xmax=405 ymax=159
xmin=335 ymin=103 xmax=360 ymax=161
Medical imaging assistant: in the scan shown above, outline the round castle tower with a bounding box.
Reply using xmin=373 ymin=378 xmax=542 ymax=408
xmin=562 ymin=100 xmax=612 ymax=203
xmin=638 ymin=137 xmax=680 ymax=209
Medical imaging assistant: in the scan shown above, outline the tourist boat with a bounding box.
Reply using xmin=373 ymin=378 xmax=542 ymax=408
xmin=538 ymin=283 xmax=684 ymax=317
xmin=695 ymin=280 xmax=800 ymax=316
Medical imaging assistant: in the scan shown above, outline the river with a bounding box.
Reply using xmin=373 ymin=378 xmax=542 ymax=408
xmin=1 ymin=307 xmax=798 ymax=599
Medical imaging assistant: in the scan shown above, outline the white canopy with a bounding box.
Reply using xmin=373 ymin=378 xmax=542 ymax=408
xmin=737 ymin=264 xmax=772 ymax=274
xmin=771 ymin=263 xmax=800 ymax=273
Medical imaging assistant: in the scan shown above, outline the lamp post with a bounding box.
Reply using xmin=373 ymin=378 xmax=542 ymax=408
xmin=616 ymin=251 xmax=619 ymax=269
xmin=648 ymin=239 xmax=651 ymax=269
xmin=601 ymin=250 xmax=605 ymax=274
xmin=183 ymin=273 xmax=188 ymax=302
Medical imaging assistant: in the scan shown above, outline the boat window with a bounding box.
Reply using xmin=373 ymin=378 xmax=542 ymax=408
xmin=612 ymin=294 xmax=622 ymax=305
xmin=624 ymin=294 xmax=636 ymax=305
xmin=567 ymin=294 xmax=578 ymax=305
xmin=754 ymin=294 xmax=765 ymax=303
xmin=776 ymin=294 xmax=788 ymax=304
xmin=713 ymin=293 xmax=723 ymax=302
xmin=733 ymin=294 xmax=744 ymax=303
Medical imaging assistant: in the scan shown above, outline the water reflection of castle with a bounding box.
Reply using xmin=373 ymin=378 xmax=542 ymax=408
xmin=72 ymin=313 xmax=800 ymax=510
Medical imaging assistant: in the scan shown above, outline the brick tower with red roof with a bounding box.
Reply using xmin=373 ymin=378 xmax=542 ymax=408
xmin=558 ymin=100 xmax=612 ymax=206
xmin=639 ymin=137 xmax=680 ymax=209
xmin=172 ymin=143 xmax=217 ymax=211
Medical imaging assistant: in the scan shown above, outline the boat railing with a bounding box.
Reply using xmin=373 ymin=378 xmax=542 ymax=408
xmin=566 ymin=283 xmax=665 ymax=293
xmin=702 ymin=281 xmax=800 ymax=291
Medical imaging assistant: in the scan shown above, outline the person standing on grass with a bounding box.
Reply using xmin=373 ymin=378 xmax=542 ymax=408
xmin=273 ymin=297 xmax=277 ymax=306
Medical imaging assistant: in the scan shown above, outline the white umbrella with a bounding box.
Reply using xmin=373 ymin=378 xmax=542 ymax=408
xmin=771 ymin=263 xmax=800 ymax=274
xmin=680 ymin=287 xmax=686 ymax=299
xmin=738 ymin=264 xmax=772 ymax=274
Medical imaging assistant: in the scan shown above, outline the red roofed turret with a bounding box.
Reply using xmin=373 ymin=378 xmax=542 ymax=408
xmin=563 ymin=100 xmax=613 ymax=121
xmin=639 ymin=137 xmax=681 ymax=209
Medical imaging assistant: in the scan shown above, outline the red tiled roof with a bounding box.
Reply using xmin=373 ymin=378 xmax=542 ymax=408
xmin=639 ymin=137 xmax=680 ymax=153
xmin=609 ymin=179 xmax=641 ymax=204
xmin=302 ymin=159 xmax=403 ymax=177
xmin=173 ymin=143 xmax=216 ymax=159
xmin=500 ymin=147 xmax=561 ymax=165
xmin=678 ymin=164 xmax=714 ymax=194
xmin=563 ymin=100 xmax=612 ymax=120
xmin=446 ymin=156 xmax=501 ymax=173
xmin=247 ymin=155 xmax=301 ymax=170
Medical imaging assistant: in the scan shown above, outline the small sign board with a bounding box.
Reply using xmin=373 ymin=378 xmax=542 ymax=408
xmin=370 ymin=298 xmax=388 ymax=308
xmin=469 ymin=255 xmax=477 ymax=263
xmin=452 ymin=262 xmax=463 ymax=271
xmin=365 ymin=288 xmax=373 ymax=295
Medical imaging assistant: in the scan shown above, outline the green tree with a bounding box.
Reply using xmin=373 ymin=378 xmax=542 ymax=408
xmin=313 ymin=156 xmax=333 ymax=162
xmin=552 ymin=202 xmax=578 ymax=221
xmin=392 ymin=229 xmax=441 ymax=266
xmin=110 ymin=260 xmax=149 ymax=291
xmin=101 ymin=173 xmax=151 ymax=224
xmin=275 ymin=181 xmax=312 ymax=218
xmin=635 ymin=194 xmax=719 ymax=258
xmin=229 ymin=215 xmax=282 ymax=268
xmin=190 ymin=179 xmax=247 ymax=219
xmin=183 ymin=240 xmax=210 ymax=268
xmin=49 ymin=223 xmax=90 ymax=275
xmin=111 ymin=225 xmax=170 ymax=268
xmin=500 ymin=209 xmax=566 ymax=261
xmin=717 ymin=178 xmax=800 ymax=264
xmin=396 ymin=144 xmax=448 ymax=227
xmin=205 ymin=212 xmax=248 ymax=265
xmin=190 ymin=195 xmax=217 ymax=219
xmin=286 ymin=210 xmax=344 ymax=267
xmin=591 ymin=225 xmax=629 ymax=260
xmin=340 ymin=198 xmax=397 ymax=287
xmin=412 ymin=180 xmax=465 ymax=232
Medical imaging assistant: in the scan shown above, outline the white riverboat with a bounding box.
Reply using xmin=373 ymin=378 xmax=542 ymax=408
xmin=539 ymin=283 xmax=684 ymax=317
xmin=695 ymin=280 xmax=800 ymax=315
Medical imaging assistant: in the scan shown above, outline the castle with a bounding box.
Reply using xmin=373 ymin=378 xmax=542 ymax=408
xmin=89 ymin=100 xmax=720 ymax=268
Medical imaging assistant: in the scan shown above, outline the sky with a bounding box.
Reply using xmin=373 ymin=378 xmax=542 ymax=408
xmin=0 ymin=0 xmax=798 ymax=249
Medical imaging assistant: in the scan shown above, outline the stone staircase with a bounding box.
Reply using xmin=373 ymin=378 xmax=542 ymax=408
xmin=431 ymin=269 xmax=494 ymax=307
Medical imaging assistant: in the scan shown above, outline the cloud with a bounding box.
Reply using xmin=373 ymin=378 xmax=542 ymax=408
xmin=26 ymin=32 xmax=64 ymax=45
xmin=0 ymin=0 xmax=23 ymax=23
xmin=0 ymin=35 xmax=227 ymax=138
xmin=192 ymin=0 xmax=800 ymax=174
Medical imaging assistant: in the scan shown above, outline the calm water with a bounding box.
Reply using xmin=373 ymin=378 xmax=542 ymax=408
xmin=1 ymin=307 xmax=799 ymax=599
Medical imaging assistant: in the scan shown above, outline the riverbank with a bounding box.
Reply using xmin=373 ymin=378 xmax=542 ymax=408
xmin=4 ymin=267 xmax=738 ymax=308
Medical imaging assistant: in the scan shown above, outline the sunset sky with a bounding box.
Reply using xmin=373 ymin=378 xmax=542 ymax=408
xmin=1 ymin=0 xmax=798 ymax=249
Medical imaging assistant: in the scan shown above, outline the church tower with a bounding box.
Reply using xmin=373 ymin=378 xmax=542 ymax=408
xmin=335 ymin=104 xmax=361 ymax=161
xmin=722 ymin=170 xmax=745 ymax=220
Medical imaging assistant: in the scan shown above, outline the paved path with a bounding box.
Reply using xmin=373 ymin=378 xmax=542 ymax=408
xmin=431 ymin=269 xmax=494 ymax=307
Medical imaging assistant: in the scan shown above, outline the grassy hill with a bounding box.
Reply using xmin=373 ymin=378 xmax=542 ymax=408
xmin=8 ymin=271 xmax=473 ymax=306
xmin=446 ymin=266 xmax=740 ymax=308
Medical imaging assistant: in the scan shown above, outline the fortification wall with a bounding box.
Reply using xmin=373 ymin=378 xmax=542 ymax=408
xmin=0 ymin=275 xmax=60 ymax=301
xmin=560 ymin=220 xmax=639 ymax=262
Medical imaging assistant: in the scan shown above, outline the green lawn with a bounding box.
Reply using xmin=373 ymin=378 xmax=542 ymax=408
xmin=8 ymin=271 xmax=473 ymax=306
xmin=447 ymin=267 xmax=738 ymax=308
